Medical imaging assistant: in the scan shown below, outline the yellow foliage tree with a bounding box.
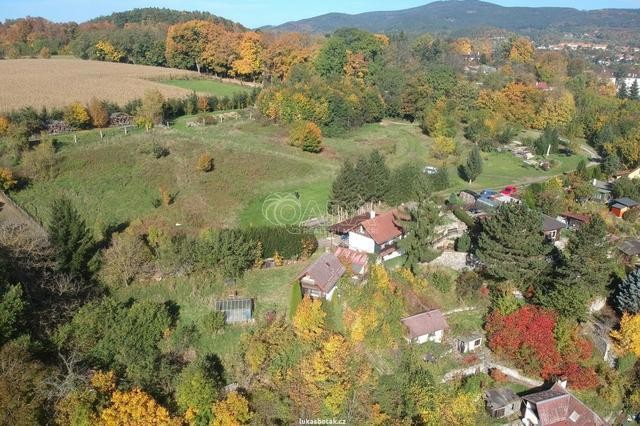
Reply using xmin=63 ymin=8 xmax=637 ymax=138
xmin=433 ymin=136 xmax=456 ymax=159
xmin=211 ymin=391 xmax=253 ymax=426
xmin=196 ymin=153 xmax=215 ymax=172
xmin=452 ymin=38 xmax=472 ymax=56
xmin=507 ymin=37 xmax=535 ymax=64
xmin=0 ymin=167 xmax=18 ymax=191
xmin=136 ymin=89 xmax=165 ymax=129
xmin=232 ymin=32 xmax=263 ymax=79
xmin=343 ymin=50 xmax=368 ymax=80
xmin=293 ymin=296 xmax=326 ymax=341
xmin=0 ymin=116 xmax=10 ymax=135
xmin=90 ymin=370 xmax=117 ymax=394
xmin=63 ymin=102 xmax=91 ymax=129
xmin=99 ymin=388 xmax=177 ymax=426
xmin=95 ymin=40 xmax=125 ymax=62
xmin=611 ymin=313 xmax=640 ymax=357
xmin=289 ymin=121 xmax=323 ymax=153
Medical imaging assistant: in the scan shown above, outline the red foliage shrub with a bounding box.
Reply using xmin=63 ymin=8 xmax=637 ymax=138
xmin=463 ymin=354 xmax=479 ymax=365
xmin=489 ymin=368 xmax=508 ymax=383
xmin=563 ymin=363 xmax=599 ymax=390
xmin=486 ymin=305 xmax=562 ymax=379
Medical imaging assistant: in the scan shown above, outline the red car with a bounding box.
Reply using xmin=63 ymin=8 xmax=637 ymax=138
xmin=501 ymin=185 xmax=517 ymax=196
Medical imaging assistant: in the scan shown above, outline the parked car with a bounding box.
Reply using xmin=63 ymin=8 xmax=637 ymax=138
xmin=423 ymin=166 xmax=439 ymax=175
xmin=501 ymin=185 xmax=517 ymax=196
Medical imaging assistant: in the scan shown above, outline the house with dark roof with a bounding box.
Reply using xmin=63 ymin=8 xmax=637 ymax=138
xmin=559 ymin=212 xmax=591 ymax=229
xmin=618 ymin=239 xmax=640 ymax=260
xmin=610 ymin=197 xmax=639 ymax=218
xmin=297 ymin=253 xmax=346 ymax=300
xmin=328 ymin=213 xmax=370 ymax=245
xmin=348 ymin=210 xmax=405 ymax=260
xmin=400 ymin=309 xmax=449 ymax=344
xmin=485 ymin=387 xmax=521 ymax=419
xmin=334 ymin=246 xmax=368 ymax=275
xmin=542 ymin=214 xmax=567 ymax=241
xmin=591 ymin=179 xmax=612 ymax=202
xmin=521 ymin=381 xmax=606 ymax=426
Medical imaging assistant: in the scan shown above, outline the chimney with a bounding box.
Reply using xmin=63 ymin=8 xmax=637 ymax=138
xmin=557 ymin=376 xmax=568 ymax=389
xmin=370 ymin=210 xmax=376 ymax=219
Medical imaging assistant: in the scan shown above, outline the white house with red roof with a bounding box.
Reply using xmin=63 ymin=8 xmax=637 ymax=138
xmin=347 ymin=210 xmax=405 ymax=260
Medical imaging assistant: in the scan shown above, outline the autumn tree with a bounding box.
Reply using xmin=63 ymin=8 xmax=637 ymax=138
xmin=135 ymin=89 xmax=164 ymax=129
xmin=63 ymin=102 xmax=91 ymax=129
xmin=88 ymin=98 xmax=110 ymax=128
xmin=21 ymin=136 xmax=56 ymax=181
xmin=232 ymin=32 xmax=263 ymax=80
xmin=535 ymin=51 xmax=568 ymax=84
xmin=99 ymin=388 xmax=176 ymax=426
xmin=262 ymin=32 xmax=318 ymax=81
xmin=506 ymin=36 xmax=534 ymax=64
xmin=99 ymin=231 xmax=153 ymax=289
xmin=475 ymin=203 xmax=552 ymax=286
xmin=293 ymin=296 xmax=326 ymax=341
xmin=95 ymin=40 xmax=125 ymax=62
xmin=289 ymin=121 xmax=323 ymax=153
xmin=611 ymin=313 xmax=640 ymax=357
xmin=0 ymin=168 xmax=18 ymax=191
xmin=165 ymin=20 xmax=211 ymax=72
xmin=211 ymin=391 xmax=253 ymax=426
xmin=196 ymin=153 xmax=215 ymax=172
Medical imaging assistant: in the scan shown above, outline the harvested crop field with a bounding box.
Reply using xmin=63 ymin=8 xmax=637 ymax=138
xmin=0 ymin=58 xmax=199 ymax=112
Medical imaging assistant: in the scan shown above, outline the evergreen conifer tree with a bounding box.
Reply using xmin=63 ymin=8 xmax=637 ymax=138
xmin=462 ymin=145 xmax=483 ymax=182
xmin=328 ymin=160 xmax=361 ymax=213
xmin=616 ymin=268 xmax=640 ymax=314
xmin=398 ymin=201 xmax=440 ymax=273
xmin=367 ymin=150 xmax=390 ymax=202
xmin=475 ymin=204 xmax=552 ymax=285
xmin=617 ymin=80 xmax=628 ymax=99
xmin=630 ymin=80 xmax=640 ymax=101
xmin=48 ymin=198 xmax=95 ymax=278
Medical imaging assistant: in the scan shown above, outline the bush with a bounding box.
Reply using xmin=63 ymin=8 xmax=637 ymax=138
xmin=0 ymin=167 xmax=18 ymax=190
xmin=88 ymin=98 xmax=110 ymax=128
xmin=289 ymin=121 xmax=323 ymax=153
xmin=429 ymin=269 xmax=454 ymax=293
xmin=200 ymin=311 xmax=226 ymax=333
xmin=151 ymin=144 xmax=170 ymax=159
xmin=63 ymin=102 xmax=91 ymax=129
xmin=196 ymin=153 xmax=214 ymax=172
xmin=455 ymin=233 xmax=471 ymax=252
xmin=452 ymin=206 xmax=475 ymax=227
xmin=240 ymin=226 xmax=318 ymax=260
xmin=456 ymin=271 xmax=483 ymax=301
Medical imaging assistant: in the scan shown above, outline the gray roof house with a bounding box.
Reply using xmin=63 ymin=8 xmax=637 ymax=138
xmin=542 ymin=214 xmax=567 ymax=241
xmin=485 ymin=387 xmax=521 ymax=419
xmin=297 ymin=253 xmax=346 ymax=301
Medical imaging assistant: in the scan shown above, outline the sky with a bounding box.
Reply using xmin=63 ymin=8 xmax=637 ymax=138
xmin=0 ymin=0 xmax=638 ymax=28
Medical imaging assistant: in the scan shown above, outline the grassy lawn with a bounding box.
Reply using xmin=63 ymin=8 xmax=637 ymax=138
xmin=10 ymin=118 xmax=587 ymax=233
xmin=161 ymin=79 xmax=253 ymax=97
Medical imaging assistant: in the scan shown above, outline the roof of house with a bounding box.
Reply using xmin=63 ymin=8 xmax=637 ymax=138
xmin=591 ymin=179 xmax=612 ymax=192
xmin=561 ymin=212 xmax=591 ymax=223
xmin=485 ymin=387 xmax=520 ymax=408
xmin=298 ymin=253 xmax=346 ymax=293
xmin=613 ymin=197 xmax=639 ymax=208
xmin=543 ymin=214 xmax=567 ymax=232
xmin=334 ymin=247 xmax=368 ymax=267
xmin=359 ymin=210 xmax=404 ymax=245
xmin=618 ymin=239 xmax=640 ymax=256
xmin=329 ymin=213 xmax=370 ymax=234
xmin=401 ymin=309 xmax=449 ymax=339
xmin=522 ymin=383 xmax=606 ymax=426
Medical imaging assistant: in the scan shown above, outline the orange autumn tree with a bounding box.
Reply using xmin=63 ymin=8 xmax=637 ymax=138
xmin=611 ymin=313 xmax=640 ymax=357
xmin=262 ymin=32 xmax=319 ymax=81
xmin=99 ymin=388 xmax=178 ymax=426
xmin=506 ymin=36 xmax=535 ymax=64
xmin=232 ymin=32 xmax=264 ymax=80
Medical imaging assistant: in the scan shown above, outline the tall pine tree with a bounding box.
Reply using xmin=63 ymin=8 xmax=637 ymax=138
xmin=328 ymin=160 xmax=361 ymax=213
xmin=630 ymin=80 xmax=640 ymax=101
xmin=398 ymin=201 xmax=440 ymax=273
xmin=475 ymin=204 xmax=552 ymax=286
xmin=367 ymin=150 xmax=390 ymax=202
xmin=48 ymin=198 xmax=95 ymax=278
xmin=556 ymin=216 xmax=612 ymax=296
xmin=615 ymin=268 xmax=640 ymax=314
xmin=461 ymin=145 xmax=483 ymax=182
xmin=617 ymin=80 xmax=628 ymax=99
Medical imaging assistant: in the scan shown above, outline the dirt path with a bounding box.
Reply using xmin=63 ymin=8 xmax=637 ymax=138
xmin=0 ymin=191 xmax=47 ymax=239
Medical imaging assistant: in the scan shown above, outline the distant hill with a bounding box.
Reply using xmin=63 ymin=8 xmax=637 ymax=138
xmin=266 ymin=0 xmax=640 ymax=37
xmin=87 ymin=7 xmax=244 ymax=30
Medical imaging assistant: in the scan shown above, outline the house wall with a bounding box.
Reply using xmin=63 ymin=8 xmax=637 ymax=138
xmin=415 ymin=329 xmax=444 ymax=344
xmin=611 ymin=206 xmax=626 ymax=218
xmin=348 ymin=231 xmax=376 ymax=253
xmin=325 ymin=285 xmax=337 ymax=301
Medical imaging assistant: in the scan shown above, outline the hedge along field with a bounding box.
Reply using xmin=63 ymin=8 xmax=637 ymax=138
xmin=161 ymin=79 xmax=255 ymax=97
xmin=0 ymin=58 xmax=197 ymax=112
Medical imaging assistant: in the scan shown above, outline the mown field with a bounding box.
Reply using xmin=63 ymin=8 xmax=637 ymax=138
xmin=11 ymin=117 xmax=586 ymax=232
xmin=161 ymin=79 xmax=255 ymax=97
xmin=0 ymin=58 xmax=250 ymax=112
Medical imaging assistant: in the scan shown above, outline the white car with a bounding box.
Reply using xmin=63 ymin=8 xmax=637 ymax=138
xmin=423 ymin=166 xmax=439 ymax=175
